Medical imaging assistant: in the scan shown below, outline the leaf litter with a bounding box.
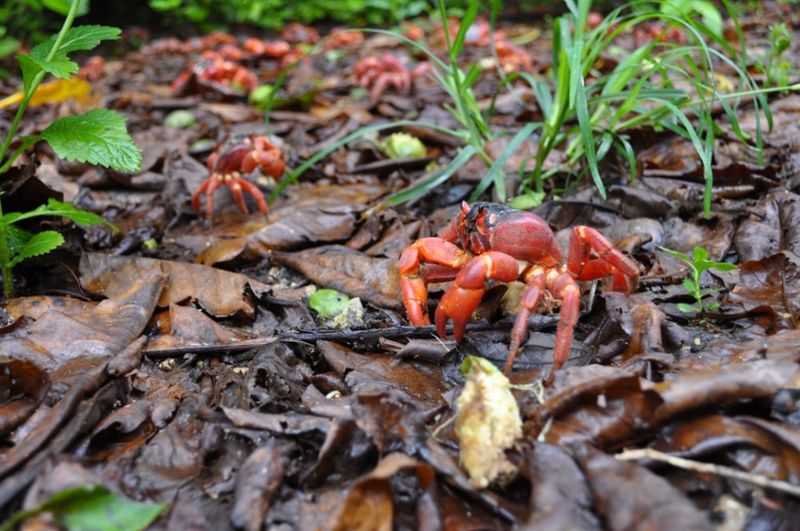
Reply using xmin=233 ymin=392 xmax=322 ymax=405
xmin=2 ymin=7 xmax=800 ymax=530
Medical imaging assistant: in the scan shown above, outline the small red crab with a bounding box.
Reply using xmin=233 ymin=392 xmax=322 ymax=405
xmin=192 ymin=136 xmax=285 ymax=220
xmin=399 ymin=202 xmax=639 ymax=380
xmin=323 ymin=28 xmax=364 ymax=51
xmin=494 ymin=40 xmax=533 ymax=73
xmin=281 ymin=23 xmax=320 ymax=45
xmin=243 ymin=38 xmax=292 ymax=59
xmin=354 ymin=54 xmax=431 ymax=101
xmin=172 ymin=50 xmax=258 ymax=94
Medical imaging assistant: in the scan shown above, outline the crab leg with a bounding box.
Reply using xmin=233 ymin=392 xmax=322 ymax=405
xmin=503 ymin=266 xmax=546 ymax=374
xmin=398 ymin=237 xmax=472 ymax=326
xmin=435 ymin=251 xmax=519 ymax=342
xmin=548 ymin=270 xmax=581 ymax=383
xmin=237 ymin=178 xmax=269 ymax=214
xmin=567 ymin=226 xmax=639 ymax=294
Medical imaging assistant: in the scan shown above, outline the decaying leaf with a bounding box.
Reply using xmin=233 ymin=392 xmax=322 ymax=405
xmin=80 ymin=253 xmax=270 ymax=319
xmin=271 ymin=245 xmax=403 ymax=310
xmin=455 ymin=356 xmax=522 ymax=488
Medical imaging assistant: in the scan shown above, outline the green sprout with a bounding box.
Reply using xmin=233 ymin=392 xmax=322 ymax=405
xmin=658 ymin=245 xmax=737 ymax=314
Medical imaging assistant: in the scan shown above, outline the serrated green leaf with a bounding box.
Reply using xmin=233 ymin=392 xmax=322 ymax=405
xmin=32 ymin=25 xmax=120 ymax=61
xmin=676 ymin=302 xmax=698 ymax=313
xmin=42 ymin=199 xmax=116 ymax=228
xmin=2 ymin=199 xmax=117 ymax=231
xmin=17 ymin=54 xmax=44 ymax=94
xmin=5 ymin=225 xmax=34 ymax=258
xmin=0 ymin=484 xmax=166 ymax=531
xmin=41 ymin=109 xmax=142 ymax=172
xmin=9 ymin=230 xmax=63 ymax=267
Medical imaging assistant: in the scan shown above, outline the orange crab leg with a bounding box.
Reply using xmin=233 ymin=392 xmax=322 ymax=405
xmin=504 ymin=266 xmax=546 ymax=374
xmin=203 ymin=175 xmax=223 ymax=220
xmin=567 ymin=226 xmax=639 ymax=294
xmin=548 ymin=271 xmax=581 ymax=383
xmin=237 ymin=179 xmax=269 ymax=214
xmin=435 ymin=251 xmax=519 ymax=343
xmin=398 ymin=237 xmax=472 ymax=326
xmin=227 ymin=174 xmax=249 ymax=214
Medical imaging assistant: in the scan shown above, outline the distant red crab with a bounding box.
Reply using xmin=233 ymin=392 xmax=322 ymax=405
xmin=323 ymin=28 xmax=364 ymax=51
xmin=243 ymin=38 xmax=292 ymax=59
xmin=172 ymin=50 xmax=258 ymax=94
xmin=281 ymin=23 xmax=320 ymax=44
xmin=354 ymin=54 xmax=431 ymax=100
xmin=494 ymin=40 xmax=533 ymax=72
xmin=399 ymin=202 xmax=639 ymax=380
xmin=192 ymin=136 xmax=285 ymax=220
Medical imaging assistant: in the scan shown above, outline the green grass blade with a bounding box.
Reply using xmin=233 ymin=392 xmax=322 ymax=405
xmin=386 ymin=145 xmax=478 ymax=206
xmin=269 ymin=120 xmax=462 ymax=202
xmin=570 ymin=38 xmax=604 ymax=198
xmin=469 ymin=122 xmax=538 ymax=203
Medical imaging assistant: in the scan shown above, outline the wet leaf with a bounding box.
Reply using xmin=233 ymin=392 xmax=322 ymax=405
xmin=525 ymin=443 xmax=600 ymax=530
xmin=0 ymin=271 xmax=162 ymax=371
xmin=80 ymin=253 xmax=270 ymax=319
xmin=272 ymin=245 xmax=403 ymax=311
xmin=734 ymin=191 xmax=800 ymax=261
xmin=730 ymin=254 xmax=800 ymax=325
xmin=574 ymin=445 xmax=712 ymax=531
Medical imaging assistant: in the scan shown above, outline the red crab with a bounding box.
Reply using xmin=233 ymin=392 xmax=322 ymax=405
xmin=281 ymin=23 xmax=320 ymax=44
xmin=192 ymin=136 xmax=285 ymax=220
xmin=243 ymin=38 xmax=292 ymax=59
xmin=494 ymin=40 xmax=533 ymax=73
xmin=354 ymin=54 xmax=431 ymax=101
xmin=323 ymin=28 xmax=364 ymax=51
xmin=399 ymin=202 xmax=639 ymax=380
xmin=172 ymin=50 xmax=258 ymax=94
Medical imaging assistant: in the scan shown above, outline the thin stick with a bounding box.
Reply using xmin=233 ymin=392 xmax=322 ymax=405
xmin=616 ymin=448 xmax=800 ymax=499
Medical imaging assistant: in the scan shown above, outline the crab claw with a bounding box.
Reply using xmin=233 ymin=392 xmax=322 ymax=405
xmin=435 ymin=284 xmax=485 ymax=342
xmin=434 ymin=251 xmax=519 ymax=343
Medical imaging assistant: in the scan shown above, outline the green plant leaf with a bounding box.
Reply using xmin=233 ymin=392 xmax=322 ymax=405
xmin=8 ymin=230 xmax=64 ymax=267
xmin=40 ymin=109 xmax=142 ymax=172
xmin=676 ymin=302 xmax=698 ymax=313
xmin=32 ymin=25 xmax=120 ymax=59
xmin=43 ymin=0 xmax=89 ymax=16
xmin=0 ymin=484 xmax=166 ymax=531
xmin=17 ymin=52 xmax=77 ymax=87
xmin=681 ymin=278 xmax=698 ymax=295
xmin=2 ymin=199 xmax=117 ymax=230
xmin=309 ymin=288 xmax=351 ymax=319
xmin=5 ymin=225 xmax=34 ymax=256
xmin=692 ymin=246 xmax=709 ymax=262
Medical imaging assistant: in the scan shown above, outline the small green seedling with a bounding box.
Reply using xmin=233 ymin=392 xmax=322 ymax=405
xmin=0 ymin=198 xmax=117 ymax=298
xmin=658 ymin=245 xmax=736 ymax=314
xmin=379 ymin=132 xmax=427 ymax=159
xmin=764 ymin=23 xmax=792 ymax=89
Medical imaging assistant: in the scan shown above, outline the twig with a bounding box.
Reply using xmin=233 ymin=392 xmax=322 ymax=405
xmin=616 ymin=448 xmax=800 ymax=499
xmin=278 ymin=315 xmax=560 ymax=342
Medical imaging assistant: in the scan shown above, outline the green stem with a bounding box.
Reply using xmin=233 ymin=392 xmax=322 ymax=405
xmin=0 ymin=200 xmax=13 ymax=299
xmin=0 ymin=0 xmax=81 ymax=169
